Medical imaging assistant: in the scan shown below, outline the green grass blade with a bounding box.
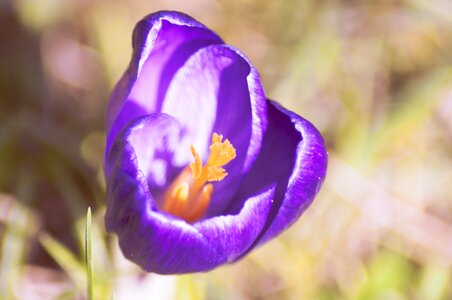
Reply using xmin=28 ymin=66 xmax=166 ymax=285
xmin=0 ymin=196 xmax=32 ymax=299
xmin=85 ymin=207 xmax=93 ymax=300
xmin=39 ymin=233 xmax=85 ymax=288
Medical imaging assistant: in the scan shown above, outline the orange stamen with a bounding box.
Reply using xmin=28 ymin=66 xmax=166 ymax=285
xmin=161 ymin=133 xmax=236 ymax=223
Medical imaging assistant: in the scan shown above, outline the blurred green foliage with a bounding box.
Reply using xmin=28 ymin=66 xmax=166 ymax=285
xmin=1 ymin=0 xmax=452 ymax=299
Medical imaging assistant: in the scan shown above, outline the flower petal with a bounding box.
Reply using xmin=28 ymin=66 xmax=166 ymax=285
xmin=211 ymin=45 xmax=268 ymax=215
xmin=226 ymin=100 xmax=327 ymax=253
xmin=194 ymin=186 xmax=274 ymax=264
xmin=107 ymin=113 xmax=186 ymax=193
xmin=258 ymin=101 xmax=327 ymax=244
xmin=106 ymin=11 xmax=223 ymax=156
xmin=160 ymin=44 xmax=267 ymax=215
xmin=106 ymin=114 xmax=277 ymax=273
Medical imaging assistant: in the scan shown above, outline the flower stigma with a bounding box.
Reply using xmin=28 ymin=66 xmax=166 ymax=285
xmin=161 ymin=133 xmax=236 ymax=223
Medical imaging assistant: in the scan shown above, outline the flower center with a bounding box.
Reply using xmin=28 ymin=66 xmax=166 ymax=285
xmin=161 ymin=133 xmax=236 ymax=223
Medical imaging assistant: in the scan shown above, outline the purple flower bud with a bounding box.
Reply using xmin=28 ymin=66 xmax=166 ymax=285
xmin=105 ymin=11 xmax=327 ymax=274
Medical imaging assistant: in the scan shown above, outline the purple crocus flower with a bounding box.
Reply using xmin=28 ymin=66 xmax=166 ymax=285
xmin=105 ymin=11 xmax=327 ymax=274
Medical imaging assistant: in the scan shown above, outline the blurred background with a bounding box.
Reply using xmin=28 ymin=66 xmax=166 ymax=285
xmin=1 ymin=0 xmax=452 ymax=299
